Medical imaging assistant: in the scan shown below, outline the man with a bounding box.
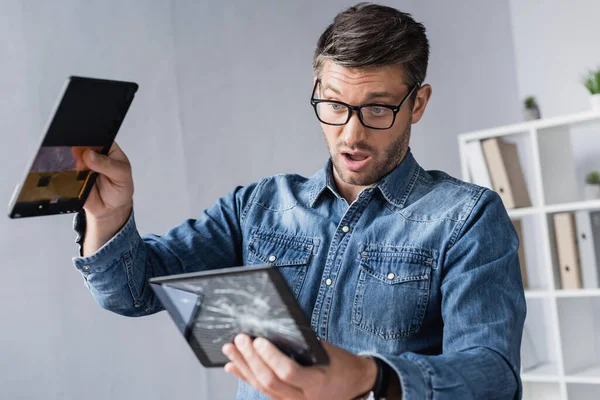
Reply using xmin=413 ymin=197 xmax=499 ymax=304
xmin=72 ymin=3 xmax=526 ymax=399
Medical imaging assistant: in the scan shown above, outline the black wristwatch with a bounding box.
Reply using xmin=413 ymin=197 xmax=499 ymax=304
xmin=371 ymin=356 xmax=391 ymax=400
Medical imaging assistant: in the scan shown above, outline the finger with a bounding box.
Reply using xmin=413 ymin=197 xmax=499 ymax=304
xmin=82 ymin=181 xmax=102 ymax=209
xmin=222 ymin=343 xmax=260 ymax=389
xmin=71 ymin=146 xmax=87 ymax=170
xmin=253 ymin=337 xmax=310 ymax=388
xmin=82 ymin=147 xmax=131 ymax=182
xmin=224 ymin=362 xmax=245 ymax=381
xmin=235 ymin=335 xmax=304 ymax=399
xmin=106 ymin=142 xmax=130 ymax=163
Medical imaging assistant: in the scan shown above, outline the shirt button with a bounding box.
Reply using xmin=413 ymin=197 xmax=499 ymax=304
xmin=325 ymin=278 xmax=333 ymax=286
xmin=387 ymin=272 xmax=395 ymax=280
xmin=82 ymin=265 xmax=90 ymax=271
xmin=342 ymin=226 xmax=350 ymax=233
xmin=268 ymin=255 xmax=277 ymax=262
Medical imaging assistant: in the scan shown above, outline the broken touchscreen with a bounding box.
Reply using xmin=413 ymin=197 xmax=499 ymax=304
xmin=149 ymin=264 xmax=329 ymax=368
xmin=8 ymin=76 xmax=138 ymax=218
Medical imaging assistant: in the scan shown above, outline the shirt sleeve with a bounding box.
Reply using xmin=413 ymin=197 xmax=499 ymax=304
xmin=361 ymin=189 xmax=526 ymax=400
xmin=71 ymin=182 xmax=260 ymax=317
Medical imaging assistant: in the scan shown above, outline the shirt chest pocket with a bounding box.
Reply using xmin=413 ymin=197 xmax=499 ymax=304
xmin=246 ymin=230 xmax=316 ymax=298
xmin=352 ymin=245 xmax=435 ymax=340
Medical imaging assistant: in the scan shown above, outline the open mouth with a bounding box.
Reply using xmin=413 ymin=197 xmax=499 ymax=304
xmin=344 ymin=153 xmax=368 ymax=162
xmin=341 ymin=152 xmax=371 ymax=171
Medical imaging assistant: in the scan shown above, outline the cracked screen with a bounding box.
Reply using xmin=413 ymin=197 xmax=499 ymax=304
xmin=15 ymin=145 xmax=102 ymax=204
xmin=162 ymin=269 xmax=312 ymax=366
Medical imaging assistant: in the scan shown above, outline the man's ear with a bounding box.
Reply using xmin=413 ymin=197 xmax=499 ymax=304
xmin=411 ymin=84 xmax=432 ymax=124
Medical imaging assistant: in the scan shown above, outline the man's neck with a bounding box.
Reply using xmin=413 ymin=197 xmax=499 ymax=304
xmin=331 ymin=151 xmax=409 ymax=205
xmin=336 ymin=179 xmax=367 ymax=205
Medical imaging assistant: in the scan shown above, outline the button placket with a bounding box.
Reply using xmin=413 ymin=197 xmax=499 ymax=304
xmin=312 ymin=192 xmax=372 ymax=339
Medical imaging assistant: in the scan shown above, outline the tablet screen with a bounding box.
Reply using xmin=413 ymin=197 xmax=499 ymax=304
xmin=17 ymin=145 xmax=102 ymax=204
xmin=161 ymin=269 xmax=311 ymax=366
xmin=8 ymin=76 xmax=138 ymax=218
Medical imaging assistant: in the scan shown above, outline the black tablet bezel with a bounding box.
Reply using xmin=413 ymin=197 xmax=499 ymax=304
xmin=8 ymin=76 xmax=138 ymax=219
xmin=149 ymin=264 xmax=330 ymax=368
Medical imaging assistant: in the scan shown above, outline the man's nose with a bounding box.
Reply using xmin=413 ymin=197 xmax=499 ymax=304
xmin=342 ymin=111 xmax=367 ymax=148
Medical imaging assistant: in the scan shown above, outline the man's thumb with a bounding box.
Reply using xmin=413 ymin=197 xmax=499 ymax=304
xmin=83 ymin=149 xmax=104 ymax=171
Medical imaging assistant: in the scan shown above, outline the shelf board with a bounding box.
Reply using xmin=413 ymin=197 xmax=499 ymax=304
xmin=545 ymin=199 xmax=600 ymax=214
xmin=524 ymin=290 xmax=600 ymax=298
xmin=522 ymin=363 xmax=561 ymax=382
xmin=504 ymin=200 xmax=600 ymax=216
xmin=508 ymin=206 xmax=541 ymax=218
xmin=555 ymin=289 xmax=600 ymax=298
xmin=565 ymin=365 xmax=600 ymax=384
xmin=525 ymin=290 xmax=550 ymax=299
xmin=459 ymin=110 xmax=600 ymax=142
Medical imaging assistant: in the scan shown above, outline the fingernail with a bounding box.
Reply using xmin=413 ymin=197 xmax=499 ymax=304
xmin=87 ymin=150 xmax=97 ymax=161
xmin=253 ymin=337 xmax=267 ymax=351
xmin=234 ymin=334 xmax=247 ymax=347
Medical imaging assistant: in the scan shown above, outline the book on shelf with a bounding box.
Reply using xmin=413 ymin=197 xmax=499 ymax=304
xmin=575 ymin=211 xmax=600 ymax=289
xmin=463 ymin=140 xmax=492 ymax=189
xmin=554 ymin=212 xmax=583 ymax=289
xmin=481 ymin=138 xmax=531 ymax=209
xmin=512 ymin=219 xmax=529 ymax=289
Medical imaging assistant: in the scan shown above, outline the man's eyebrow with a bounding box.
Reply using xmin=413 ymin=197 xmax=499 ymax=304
xmin=364 ymin=91 xmax=397 ymax=101
xmin=321 ymin=85 xmax=398 ymax=102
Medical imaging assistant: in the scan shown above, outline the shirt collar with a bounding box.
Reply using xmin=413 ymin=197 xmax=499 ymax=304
xmin=308 ymin=159 xmax=339 ymax=207
xmin=308 ymin=149 xmax=420 ymax=208
xmin=376 ymin=150 xmax=420 ymax=208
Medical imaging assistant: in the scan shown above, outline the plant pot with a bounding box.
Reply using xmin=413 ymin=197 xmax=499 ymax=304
xmin=584 ymin=184 xmax=600 ymax=200
xmin=524 ymin=107 xmax=540 ymax=121
xmin=592 ymin=94 xmax=600 ymax=112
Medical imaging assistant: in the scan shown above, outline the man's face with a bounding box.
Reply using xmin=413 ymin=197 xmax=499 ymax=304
xmin=317 ymin=61 xmax=415 ymax=187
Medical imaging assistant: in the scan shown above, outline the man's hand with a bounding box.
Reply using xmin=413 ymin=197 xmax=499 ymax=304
xmin=222 ymin=334 xmax=377 ymax=400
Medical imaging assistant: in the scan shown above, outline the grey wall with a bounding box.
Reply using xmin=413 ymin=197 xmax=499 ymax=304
xmin=411 ymin=0 xmax=521 ymax=177
xmin=0 ymin=1 xmax=206 ymax=399
xmin=1 ymin=1 xmax=521 ymax=399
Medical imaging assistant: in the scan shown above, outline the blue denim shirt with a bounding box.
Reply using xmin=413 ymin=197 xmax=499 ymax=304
xmin=72 ymin=151 xmax=526 ymax=399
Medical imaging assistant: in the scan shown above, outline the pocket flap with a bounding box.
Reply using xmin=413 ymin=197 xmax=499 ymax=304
xmin=248 ymin=230 xmax=314 ymax=266
xmin=360 ymin=245 xmax=434 ymax=285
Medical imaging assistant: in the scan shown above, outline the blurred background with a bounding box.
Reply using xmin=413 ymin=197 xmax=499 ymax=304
xmin=1 ymin=0 xmax=599 ymax=399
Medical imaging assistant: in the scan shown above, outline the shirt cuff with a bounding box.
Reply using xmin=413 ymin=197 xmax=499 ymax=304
xmin=358 ymin=351 xmax=430 ymax=400
xmin=71 ymin=209 xmax=139 ymax=275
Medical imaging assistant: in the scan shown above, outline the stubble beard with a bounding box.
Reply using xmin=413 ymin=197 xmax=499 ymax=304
xmin=325 ymin=120 xmax=411 ymax=187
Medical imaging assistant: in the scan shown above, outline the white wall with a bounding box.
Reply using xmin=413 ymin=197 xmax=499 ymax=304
xmin=509 ymin=0 xmax=600 ymax=118
xmin=509 ymin=0 xmax=600 ymax=196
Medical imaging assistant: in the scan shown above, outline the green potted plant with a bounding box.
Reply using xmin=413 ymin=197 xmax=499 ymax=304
xmin=523 ymin=96 xmax=541 ymax=121
xmin=582 ymin=67 xmax=600 ymax=111
xmin=585 ymin=171 xmax=600 ymax=200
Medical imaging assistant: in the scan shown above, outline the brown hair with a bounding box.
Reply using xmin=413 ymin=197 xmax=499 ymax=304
xmin=313 ymin=2 xmax=429 ymax=88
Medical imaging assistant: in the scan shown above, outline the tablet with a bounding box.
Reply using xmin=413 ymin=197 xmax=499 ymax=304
xmin=149 ymin=264 xmax=330 ymax=368
xmin=8 ymin=76 xmax=138 ymax=218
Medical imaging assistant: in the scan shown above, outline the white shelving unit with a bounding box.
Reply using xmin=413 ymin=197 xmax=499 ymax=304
xmin=458 ymin=111 xmax=600 ymax=400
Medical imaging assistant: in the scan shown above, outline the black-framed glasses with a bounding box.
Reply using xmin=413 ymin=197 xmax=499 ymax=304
xmin=310 ymin=80 xmax=420 ymax=130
